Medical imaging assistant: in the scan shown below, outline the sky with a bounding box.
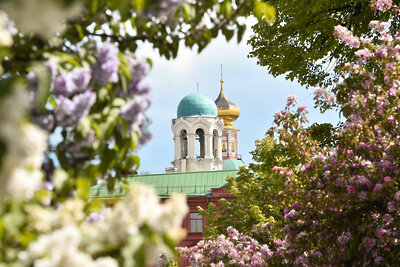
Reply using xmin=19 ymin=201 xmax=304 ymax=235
xmin=136 ymin=20 xmax=341 ymax=174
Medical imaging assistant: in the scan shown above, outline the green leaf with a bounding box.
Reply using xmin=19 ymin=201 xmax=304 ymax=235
xmin=172 ymin=42 xmax=179 ymax=58
xmin=98 ymin=117 xmax=117 ymax=140
xmin=49 ymin=95 xmax=57 ymax=109
xmin=254 ymin=1 xmax=276 ymax=24
xmin=78 ymin=116 xmax=91 ymax=137
xmin=0 ymin=76 xmax=16 ymax=98
xmin=76 ymin=177 xmax=90 ymax=200
xmin=132 ymin=0 xmax=145 ymax=12
xmin=31 ymin=63 xmax=51 ymax=110
xmin=90 ymin=0 xmax=99 ymax=14
xmin=237 ymin=24 xmax=246 ymax=43
xmin=74 ymin=24 xmax=85 ymax=40
xmin=122 ymin=235 xmax=144 ymax=267
xmin=182 ymin=3 xmax=196 ymax=23
xmin=220 ymin=0 xmax=233 ymax=18
xmin=222 ymin=28 xmax=234 ymax=42
xmin=162 ymin=235 xmax=179 ymax=258
xmin=100 ymin=149 xmax=116 ymax=175
xmin=53 ymin=168 xmax=69 ymax=191
xmin=130 ymin=133 xmax=138 ymax=151
xmin=0 ymin=218 xmax=4 ymax=240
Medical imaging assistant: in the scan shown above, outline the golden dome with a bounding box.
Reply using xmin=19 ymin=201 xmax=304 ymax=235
xmin=214 ymin=72 xmax=240 ymax=130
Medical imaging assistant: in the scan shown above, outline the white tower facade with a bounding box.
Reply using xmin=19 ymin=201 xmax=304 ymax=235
xmin=171 ymin=93 xmax=224 ymax=172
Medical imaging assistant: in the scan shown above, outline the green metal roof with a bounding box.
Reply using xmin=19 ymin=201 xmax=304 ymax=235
xmin=177 ymin=93 xmax=218 ymax=118
xmin=223 ymin=159 xmax=245 ymax=170
xmin=90 ymin=170 xmax=239 ymax=199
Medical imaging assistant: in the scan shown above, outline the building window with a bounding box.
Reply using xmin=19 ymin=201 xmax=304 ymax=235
xmin=195 ymin=128 xmax=205 ymax=158
xmin=190 ymin=213 xmax=203 ymax=233
xmin=180 ymin=130 xmax=188 ymax=159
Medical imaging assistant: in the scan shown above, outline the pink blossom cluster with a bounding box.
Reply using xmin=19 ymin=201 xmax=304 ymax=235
xmin=334 ymin=25 xmax=360 ymax=48
xmin=374 ymin=0 xmax=392 ymax=11
xmin=179 ymin=227 xmax=279 ymax=266
xmin=313 ymin=87 xmax=335 ymax=105
xmin=369 ymin=20 xmax=389 ymax=34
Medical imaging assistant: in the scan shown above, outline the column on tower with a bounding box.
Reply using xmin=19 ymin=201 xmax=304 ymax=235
xmin=204 ymin=133 xmax=213 ymax=159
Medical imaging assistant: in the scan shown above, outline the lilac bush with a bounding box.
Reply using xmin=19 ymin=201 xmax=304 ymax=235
xmin=26 ymin=41 xmax=154 ymax=175
xmin=264 ymin=2 xmax=400 ymax=265
xmin=190 ymin=1 xmax=400 ymax=265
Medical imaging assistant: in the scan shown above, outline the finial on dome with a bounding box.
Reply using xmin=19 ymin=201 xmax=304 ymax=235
xmin=221 ymin=64 xmax=223 ymax=82
xmin=214 ymin=66 xmax=240 ymax=130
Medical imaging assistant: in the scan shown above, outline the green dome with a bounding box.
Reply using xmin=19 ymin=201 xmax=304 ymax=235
xmin=177 ymin=93 xmax=218 ymax=118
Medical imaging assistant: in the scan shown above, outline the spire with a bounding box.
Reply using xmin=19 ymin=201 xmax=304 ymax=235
xmin=197 ymin=82 xmax=199 ymax=93
xmin=214 ymin=65 xmax=240 ymax=130
xmin=219 ymin=64 xmax=227 ymax=98
xmin=221 ymin=64 xmax=223 ymax=82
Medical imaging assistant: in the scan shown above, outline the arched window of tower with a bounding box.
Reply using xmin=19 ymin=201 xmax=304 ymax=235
xmin=180 ymin=129 xmax=188 ymax=159
xmin=195 ymin=128 xmax=205 ymax=158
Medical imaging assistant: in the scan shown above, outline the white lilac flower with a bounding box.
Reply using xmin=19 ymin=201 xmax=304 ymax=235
xmin=82 ymin=184 xmax=187 ymax=264
xmin=0 ymin=11 xmax=13 ymax=47
xmin=21 ymin=225 xmax=118 ymax=267
xmin=0 ymin=88 xmax=48 ymax=199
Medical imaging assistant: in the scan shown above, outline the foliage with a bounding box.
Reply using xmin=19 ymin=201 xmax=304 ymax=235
xmin=0 ymin=0 xmax=275 ymax=266
xmin=199 ymin=136 xmax=292 ymax=243
xmin=307 ymin=122 xmax=337 ymax=147
xmin=196 ymin=1 xmax=400 ymax=265
xmin=248 ymin=0 xmax=400 ymax=88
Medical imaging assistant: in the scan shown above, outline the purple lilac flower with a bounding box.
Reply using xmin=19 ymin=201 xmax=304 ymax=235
xmin=121 ymin=95 xmax=152 ymax=130
xmin=26 ymin=71 xmax=38 ymax=106
xmin=34 ymin=114 xmax=55 ymax=132
xmin=86 ymin=210 xmax=106 ymax=223
xmin=65 ymin=131 xmax=97 ymax=158
xmin=54 ymin=68 xmax=92 ymax=96
xmin=118 ymin=57 xmax=151 ymax=98
xmin=144 ymin=0 xmax=186 ymax=17
xmin=139 ymin=131 xmax=153 ymax=146
xmin=6 ymin=19 xmax=17 ymax=36
xmin=92 ymin=42 xmax=120 ymax=85
xmin=129 ymin=57 xmax=148 ymax=82
xmin=43 ymin=181 xmax=54 ymax=191
xmin=56 ymin=91 xmax=96 ymax=127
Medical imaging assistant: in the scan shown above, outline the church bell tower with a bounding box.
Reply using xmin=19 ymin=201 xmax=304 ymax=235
xmin=214 ymin=66 xmax=240 ymax=160
xmin=171 ymin=92 xmax=224 ymax=172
